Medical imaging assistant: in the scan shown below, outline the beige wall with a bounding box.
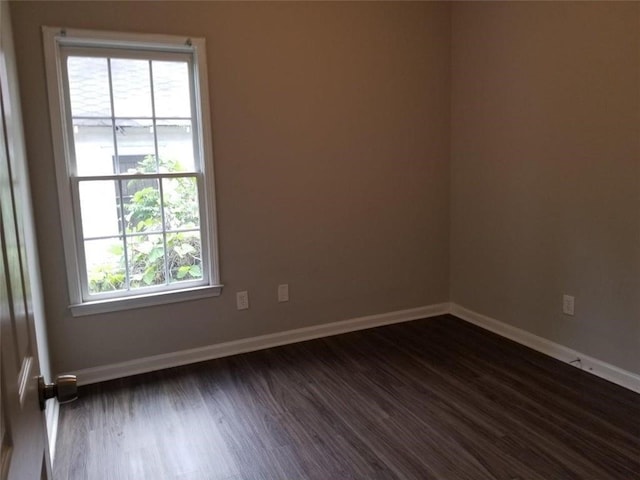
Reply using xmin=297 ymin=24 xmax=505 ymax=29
xmin=10 ymin=2 xmax=451 ymax=374
xmin=451 ymin=2 xmax=640 ymax=374
xmin=12 ymin=1 xmax=639 ymax=379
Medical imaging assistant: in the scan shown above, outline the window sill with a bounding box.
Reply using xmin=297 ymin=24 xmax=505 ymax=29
xmin=69 ymin=284 xmax=223 ymax=317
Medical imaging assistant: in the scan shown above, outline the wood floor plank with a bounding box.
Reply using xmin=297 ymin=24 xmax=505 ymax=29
xmin=54 ymin=315 xmax=640 ymax=479
xmin=311 ymin=336 xmax=550 ymax=480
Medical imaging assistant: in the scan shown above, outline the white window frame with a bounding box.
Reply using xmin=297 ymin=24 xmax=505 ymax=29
xmin=43 ymin=27 xmax=222 ymax=316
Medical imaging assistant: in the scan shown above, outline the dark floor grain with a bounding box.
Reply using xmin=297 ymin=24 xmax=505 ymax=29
xmin=53 ymin=315 xmax=640 ymax=480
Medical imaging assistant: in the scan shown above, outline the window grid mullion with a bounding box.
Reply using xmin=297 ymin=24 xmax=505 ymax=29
xmin=116 ymin=179 xmax=131 ymax=291
xmin=75 ymin=172 xmax=199 ymax=182
xmin=158 ymin=180 xmax=170 ymax=286
xmin=148 ymin=60 xmax=160 ymax=173
xmin=83 ymin=227 xmax=200 ymax=242
xmin=72 ymin=115 xmax=191 ymax=121
xmin=110 ymin=59 xmax=132 ymax=292
xmin=148 ymin=59 xmax=170 ymax=286
xmin=106 ymin=58 xmax=120 ymax=175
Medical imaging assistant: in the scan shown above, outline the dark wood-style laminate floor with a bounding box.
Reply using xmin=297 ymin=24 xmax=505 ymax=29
xmin=54 ymin=315 xmax=640 ymax=480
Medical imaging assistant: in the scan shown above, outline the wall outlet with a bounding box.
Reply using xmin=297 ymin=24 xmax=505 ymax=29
xmin=278 ymin=284 xmax=289 ymax=302
xmin=236 ymin=291 xmax=249 ymax=310
xmin=562 ymin=294 xmax=575 ymax=316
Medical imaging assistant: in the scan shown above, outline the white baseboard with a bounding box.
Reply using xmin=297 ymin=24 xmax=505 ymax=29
xmin=65 ymin=301 xmax=640 ymax=395
xmin=450 ymin=303 xmax=640 ymax=394
xmin=70 ymin=303 xmax=450 ymax=386
xmin=45 ymin=399 xmax=60 ymax=464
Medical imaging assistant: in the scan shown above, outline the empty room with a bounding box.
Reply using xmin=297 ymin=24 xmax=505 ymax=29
xmin=1 ymin=1 xmax=639 ymax=479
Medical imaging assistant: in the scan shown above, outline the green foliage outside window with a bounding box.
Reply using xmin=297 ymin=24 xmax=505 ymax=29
xmin=88 ymin=156 xmax=202 ymax=294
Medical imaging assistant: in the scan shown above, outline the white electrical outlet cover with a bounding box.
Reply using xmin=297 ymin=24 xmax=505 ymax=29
xmin=278 ymin=284 xmax=289 ymax=302
xmin=562 ymin=294 xmax=575 ymax=316
xmin=236 ymin=291 xmax=249 ymax=310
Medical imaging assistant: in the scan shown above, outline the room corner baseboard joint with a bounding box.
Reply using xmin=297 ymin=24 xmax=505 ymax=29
xmin=449 ymin=303 xmax=640 ymax=394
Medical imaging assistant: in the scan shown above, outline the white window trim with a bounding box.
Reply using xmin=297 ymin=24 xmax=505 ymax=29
xmin=42 ymin=27 xmax=222 ymax=316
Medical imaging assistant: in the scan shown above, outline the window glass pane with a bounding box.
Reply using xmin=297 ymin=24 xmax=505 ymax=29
xmin=74 ymin=119 xmax=116 ymax=176
xmin=162 ymin=177 xmax=200 ymax=231
xmin=128 ymin=234 xmax=166 ymax=289
xmin=115 ymin=120 xmax=156 ymax=173
xmin=167 ymin=231 xmax=202 ymax=283
xmin=152 ymin=61 xmax=191 ymax=118
xmin=121 ymin=178 xmax=162 ymax=233
xmin=67 ymin=57 xmax=111 ymax=117
xmin=157 ymin=120 xmax=195 ymax=172
xmin=79 ymin=180 xmax=121 ymax=238
xmin=85 ymin=238 xmax=126 ymax=294
xmin=111 ymin=58 xmax=152 ymax=117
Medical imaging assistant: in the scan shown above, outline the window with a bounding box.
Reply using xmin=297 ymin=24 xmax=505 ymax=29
xmin=43 ymin=28 xmax=221 ymax=316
